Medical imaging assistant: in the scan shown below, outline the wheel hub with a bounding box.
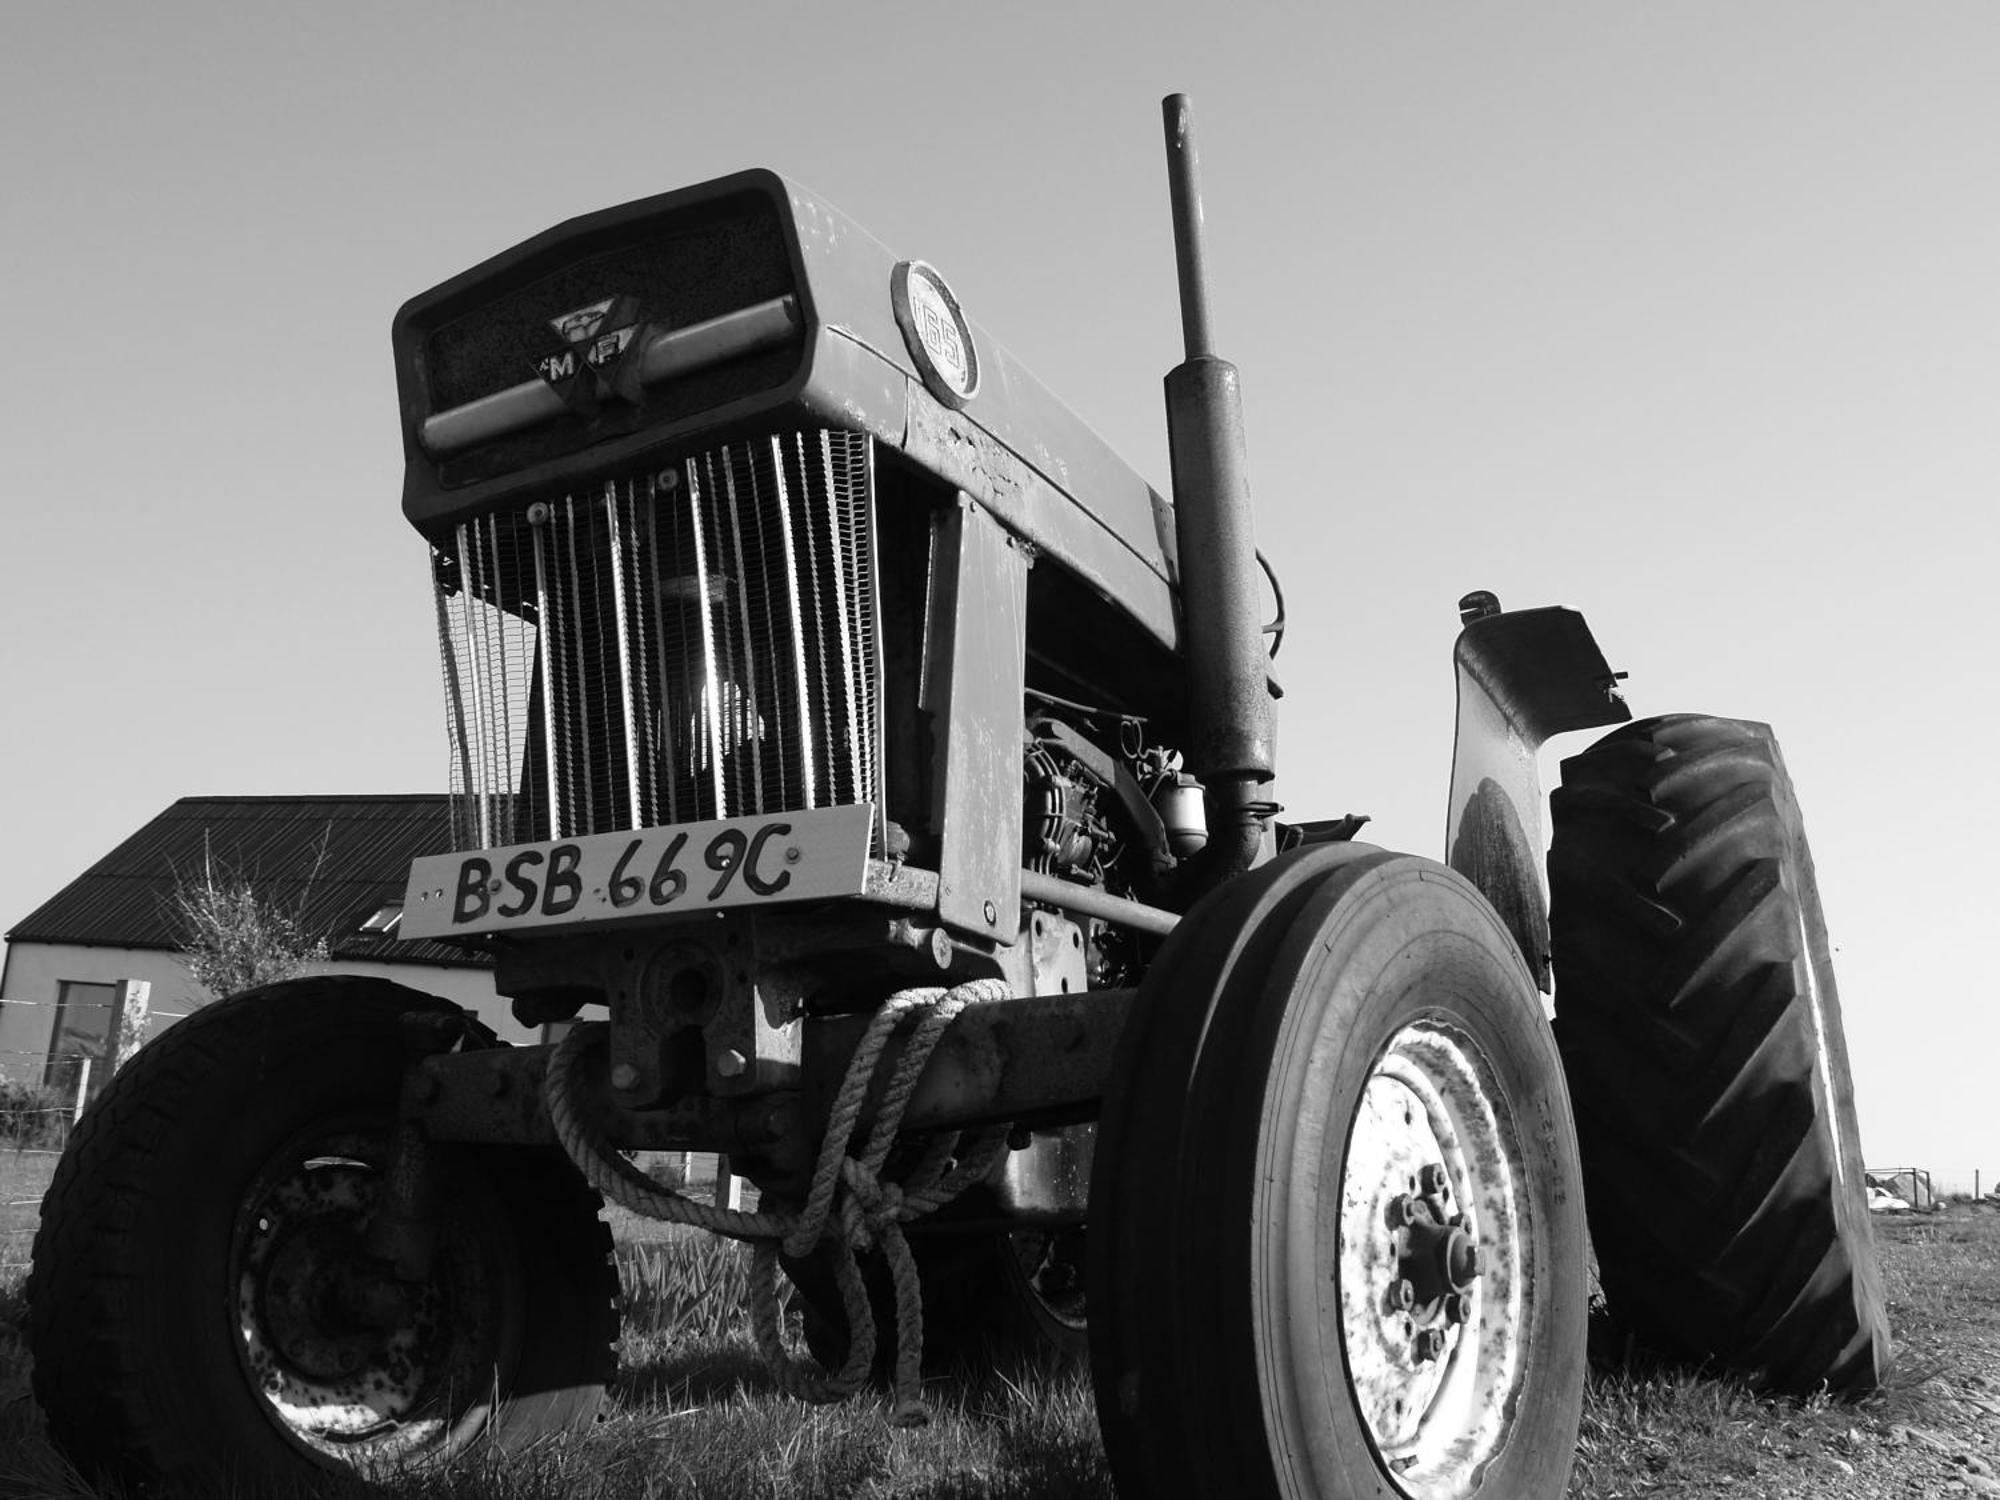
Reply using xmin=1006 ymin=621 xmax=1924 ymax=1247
xmin=1387 ymin=1181 xmax=1483 ymax=1357
xmin=233 ymin=1135 xmax=501 ymax=1462
xmin=1337 ymin=1022 xmax=1532 ymax=1498
xmin=1388 ymin=1172 xmax=1483 ymax=1324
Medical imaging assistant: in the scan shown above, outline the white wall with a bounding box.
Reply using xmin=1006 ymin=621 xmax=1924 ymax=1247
xmin=0 ymin=942 xmax=526 ymax=1090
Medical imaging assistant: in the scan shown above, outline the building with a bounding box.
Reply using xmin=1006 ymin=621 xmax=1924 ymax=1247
xmin=0 ymin=796 xmax=525 ymax=1102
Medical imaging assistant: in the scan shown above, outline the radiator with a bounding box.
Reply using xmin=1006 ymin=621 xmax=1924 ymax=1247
xmin=431 ymin=428 xmax=881 ymax=850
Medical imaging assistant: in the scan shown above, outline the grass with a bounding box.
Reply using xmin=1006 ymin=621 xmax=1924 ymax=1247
xmin=3 ymin=1150 xmax=1995 ymax=1499
xmin=1566 ymin=1204 xmax=2000 ymax=1497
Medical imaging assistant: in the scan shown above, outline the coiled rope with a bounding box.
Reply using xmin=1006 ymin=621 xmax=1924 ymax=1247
xmin=543 ymin=977 xmax=1014 ymax=1426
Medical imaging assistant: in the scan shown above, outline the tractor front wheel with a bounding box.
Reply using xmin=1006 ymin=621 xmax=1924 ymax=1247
xmin=1089 ymin=845 xmax=1587 ymax=1499
xmin=27 ymin=978 xmax=619 ymax=1492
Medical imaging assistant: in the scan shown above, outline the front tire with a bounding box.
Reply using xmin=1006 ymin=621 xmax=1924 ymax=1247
xmin=1548 ymin=714 xmax=1888 ymax=1393
xmin=27 ymin=977 xmax=619 ymax=1492
xmin=1089 ymin=846 xmax=1586 ymax=1499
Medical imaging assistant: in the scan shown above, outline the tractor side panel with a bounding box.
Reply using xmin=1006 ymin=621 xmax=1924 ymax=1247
xmin=925 ymin=499 xmax=1029 ymax=943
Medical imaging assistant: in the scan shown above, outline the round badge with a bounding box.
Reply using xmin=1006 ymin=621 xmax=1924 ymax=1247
xmin=891 ymin=260 xmax=979 ymax=409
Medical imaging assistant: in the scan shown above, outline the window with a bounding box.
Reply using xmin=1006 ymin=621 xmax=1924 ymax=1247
xmin=357 ymin=902 xmax=403 ymax=935
xmin=44 ymin=980 xmax=118 ymax=1098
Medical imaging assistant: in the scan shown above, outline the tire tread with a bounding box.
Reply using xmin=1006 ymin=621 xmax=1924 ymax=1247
xmin=1550 ymin=714 xmax=1888 ymax=1394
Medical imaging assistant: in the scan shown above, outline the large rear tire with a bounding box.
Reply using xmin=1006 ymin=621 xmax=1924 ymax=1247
xmin=27 ymin=977 xmax=620 ymax=1492
xmin=1089 ymin=845 xmax=1587 ymax=1499
xmin=1548 ymin=714 xmax=1888 ymax=1393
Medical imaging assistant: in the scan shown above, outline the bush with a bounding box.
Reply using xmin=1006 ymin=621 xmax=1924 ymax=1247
xmin=170 ymin=848 xmax=330 ymax=1000
xmin=0 ymin=1079 xmax=69 ymax=1150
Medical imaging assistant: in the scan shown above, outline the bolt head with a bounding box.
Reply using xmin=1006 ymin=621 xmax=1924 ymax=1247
xmin=1413 ymin=1328 xmax=1448 ymax=1362
xmin=610 ymin=1062 xmax=641 ymax=1091
xmin=1419 ymin=1163 xmax=1450 ymax=1197
xmin=1444 ymin=1293 xmax=1470 ymax=1325
xmin=1392 ymin=1278 xmax=1416 ymax=1311
xmin=1386 ymin=1193 xmax=1417 ymax=1229
xmin=716 ymin=1049 xmax=749 ymax=1079
xmin=983 ymin=899 xmax=999 ymax=925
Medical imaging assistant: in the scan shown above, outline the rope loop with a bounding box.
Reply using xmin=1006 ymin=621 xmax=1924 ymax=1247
xmin=542 ymin=976 xmax=1014 ymax=1425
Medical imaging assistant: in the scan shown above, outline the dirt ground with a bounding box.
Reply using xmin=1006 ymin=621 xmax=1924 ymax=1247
xmin=1573 ymin=1207 xmax=2000 ymax=1499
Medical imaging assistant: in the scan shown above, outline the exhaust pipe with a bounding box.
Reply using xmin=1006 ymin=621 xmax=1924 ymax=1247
xmin=1161 ymin=93 xmax=1274 ymax=882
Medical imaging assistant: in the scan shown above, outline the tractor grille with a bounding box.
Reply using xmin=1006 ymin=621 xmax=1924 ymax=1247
xmin=431 ymin=428 xmax=881 ymax=850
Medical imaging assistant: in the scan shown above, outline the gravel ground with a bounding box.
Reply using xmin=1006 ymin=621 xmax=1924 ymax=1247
xmin=1573 ymin=1208 xmax=2000 ymax=1499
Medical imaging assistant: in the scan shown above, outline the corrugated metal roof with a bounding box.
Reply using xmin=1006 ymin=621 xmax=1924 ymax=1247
xmin=7 ymin=796 xmax=487 ymax=968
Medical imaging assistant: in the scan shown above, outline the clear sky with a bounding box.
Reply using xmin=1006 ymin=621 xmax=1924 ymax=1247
xmin=4 ymin=3 xmax=1995 ymax=1187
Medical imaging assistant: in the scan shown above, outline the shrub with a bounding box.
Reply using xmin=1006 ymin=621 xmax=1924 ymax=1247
xmin=0 ymin=1079 xmax=69 ymax=1150
xmin=169 ymin=845 xmax=331 ymax=1000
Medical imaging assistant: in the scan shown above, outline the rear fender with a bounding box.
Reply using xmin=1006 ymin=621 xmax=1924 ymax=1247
xmin=1446 ymin=599 xmax=1629 ymax=990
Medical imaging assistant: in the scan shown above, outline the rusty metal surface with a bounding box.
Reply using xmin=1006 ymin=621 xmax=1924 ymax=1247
xmin=1445 ymin=603 xmax=1629 ymax=988
xmin=1019 ymin=869 xmax=1178 ymax=938
xmin=990 ymin=1123 xmax=1096 ymax=1224
xmin=926 ymin=500 xmax=1028 ymax=945
xmin=1027 ymin=909 xmax=1089 ymax=997
xmin=1160 ymin=94 xmax=1273 ymax=796
xmin=802 ymin=988 xmax=1134 ymax=1137
xmin=412 ymin=989 xmax=1128 ymax=1153
xmin=1163 ymin=94 xmax=1215 ymax=363
xmin=410 ymin=1040 xmax=805 ymax=1164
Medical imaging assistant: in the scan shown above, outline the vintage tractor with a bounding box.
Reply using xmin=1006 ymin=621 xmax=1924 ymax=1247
xmin=28 ymin=98 xmax=1886 ymax=1497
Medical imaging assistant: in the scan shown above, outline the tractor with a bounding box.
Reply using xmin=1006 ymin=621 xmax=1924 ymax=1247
xmin=28 ymin=96 xmax=1886 ymax=1498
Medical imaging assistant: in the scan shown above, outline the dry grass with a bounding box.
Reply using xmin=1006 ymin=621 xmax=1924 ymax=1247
xmin=4 ymin=1154 xmax=1996 ymax=1499
xmin=1568 ymin=1205 xmax=2000 ymax=1498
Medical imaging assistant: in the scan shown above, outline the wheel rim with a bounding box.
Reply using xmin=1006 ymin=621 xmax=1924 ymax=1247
xmin=231 ymin=1124 xmax=515 ymax=1469
xmin=1007 ymin=1228 xmax=1088 ymax=1335
xmin=1336 ymin=1020 xmax=1531 ymax=1498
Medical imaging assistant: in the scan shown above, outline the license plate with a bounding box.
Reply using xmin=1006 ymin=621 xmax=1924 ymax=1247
xmin=400 ymin=804 xmax=875 ymax=940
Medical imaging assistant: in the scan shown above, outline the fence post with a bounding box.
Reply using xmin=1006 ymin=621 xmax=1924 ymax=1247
xmin=71 ymin=1057 xmax=92 ymax=1123
xmin=714 ymin=1154 xmax=743 ymax=1211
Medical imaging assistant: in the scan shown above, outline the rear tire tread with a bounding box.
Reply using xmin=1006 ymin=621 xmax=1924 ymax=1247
xmin=1549 ymin=714 xmax=1887 ymax=1394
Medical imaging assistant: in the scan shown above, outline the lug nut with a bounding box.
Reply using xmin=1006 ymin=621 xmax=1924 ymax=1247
xmin=610 ymin=1062 xmax=641 ymax=1091
xmin=1391 ymin=1278 xmax=1416 ymax=1312
xmin=1413 ymin=1328 xmax=1448 ymax=1362
xmin=1419 ymin=1164 xmax=1449 ymax=1197
xmin=1386 ymin=1193 xmax=1417 ymax=1229
xmin=1444 ymin=1293 xmax=1470 ymax=1326
xmin=716 ymin=1049 xmax=749 ymax=1079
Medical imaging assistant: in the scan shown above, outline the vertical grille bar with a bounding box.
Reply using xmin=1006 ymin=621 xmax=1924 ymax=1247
xmin=719 ymin=454 xmax=767 ymax=812
xmin=605 ymin=481 xmax=643 ymax=829
xmin=530 ymin=513 xmax=562 ymax=838
xmin=434 ymin=550 xmax=478 ymax=850
xmin=562 ymin=499 xmax=596 ymax=833
xmin=687 ymin=458 xmax=726 ymax=819
xmin=429 ymin=428 xmax=879 ymax=851
xmin=770 ymin=438 xmax=818 ymax=808
xmin=817 ymin=430 xmax=866 ymax=804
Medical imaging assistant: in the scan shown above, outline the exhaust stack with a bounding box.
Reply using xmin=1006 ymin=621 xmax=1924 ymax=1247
xmin=1161 ymin=93 xmax=1274 ymax=877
